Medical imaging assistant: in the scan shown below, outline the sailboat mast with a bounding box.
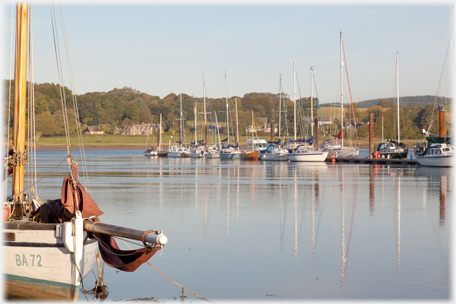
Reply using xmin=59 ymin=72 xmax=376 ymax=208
xmin=396 ymin=52 xmax=400 ymax=144
xmin=235 ymin=98 xmax=239 ymax=148
xmin=225 ymin=70 xmax=229 ymax=145
xmin=146 ymin=123 xmax=149 ymax=147
xmin=12 ymin=3 xmax=28 ymax=203
xmin=311 ymin=67 xmax=314 ymax=137
xmin=293 ymin=62 xmax=297 ymax=142
xmin=203 ymin=75 xmax=208 ymax=150
xmin=179 ymin=94 xmax=183 ymax=148
xmin=159 ymin=113 xmax=162 ymax=149
xmin=215 ymin=111 xmax=221 ymax=149
xmin=194 ymin=104 xmax=197 ymax=146
xmin=278 ymin=74 xmax=282 ymax=142
xmin=340 ymin=30 xmax=344 ymax=148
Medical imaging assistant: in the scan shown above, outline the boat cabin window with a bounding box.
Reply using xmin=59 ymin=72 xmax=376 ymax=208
xmin=444 ymin=148 xmax=450 ymax=152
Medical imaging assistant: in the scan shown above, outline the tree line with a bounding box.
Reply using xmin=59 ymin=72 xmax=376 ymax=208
xmin=2 ymin=80 xmax=449 ymax=141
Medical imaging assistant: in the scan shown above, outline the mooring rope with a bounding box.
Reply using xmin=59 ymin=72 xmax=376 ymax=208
xmin=117 ymin=238 xmax=212 ymax=303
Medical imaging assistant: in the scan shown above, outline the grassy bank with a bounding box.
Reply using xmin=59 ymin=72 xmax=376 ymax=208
xmin=23 ymin=134 xmax=425 ymax=150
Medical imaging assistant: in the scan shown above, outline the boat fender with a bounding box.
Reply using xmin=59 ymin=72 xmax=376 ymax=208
xmin=3 ymin=205 xmax=10 ymax=222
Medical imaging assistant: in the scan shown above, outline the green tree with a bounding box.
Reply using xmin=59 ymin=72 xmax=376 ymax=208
xmin=35 ymin=111 xmax=55 ymax=136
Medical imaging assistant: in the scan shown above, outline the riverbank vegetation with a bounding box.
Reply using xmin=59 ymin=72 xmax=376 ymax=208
xmin=3 ymin=81 xmax=452 ymax=147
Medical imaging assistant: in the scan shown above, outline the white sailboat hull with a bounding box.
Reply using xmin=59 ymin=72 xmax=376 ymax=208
xmin=415 ymin=155 xmax=453 ymax=167
xmin=4 ymin=223 xmax=98 ymax=300
xmin=204 ymin=151 xmax=220 ymax=158
xmin=287 ymin=151 xmax=328 ymax=162
xmin=260 ymin=151 xmax=288 ymax=161
xmin=191 ymin=152 xmax=205 ymax=158
xmin=220 ymin=152 xmax=240 ymax=159
xmin=327 ymin=146 xmax=359 ymax=158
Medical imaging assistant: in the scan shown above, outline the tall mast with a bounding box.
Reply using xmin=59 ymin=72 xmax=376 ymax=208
xmin=311 ymin=66 xmax=314 ymax=137
xmin=194 ymin=104 xmax=197 ymax=146
xmin=225 ymin=70 xmax=229 ymax=145
xmin=235 ymin=98 xmax=239 ymax=148
xmin=159 ymin=113 xmax=162 ymax=149
xmin=278 ymin=74 xmax=282 ymax=142
xmin=203 ymin=75 xmax=208 ymax=150
xmin=293 ymin=61 xmax=296 ymax=142
xmin=12 ymin=3 xmax=28 ymax=204
xmin=179 ymin=94 xmax=183 ymax=148
xmin=396 ymin=52 xmax=400 ymax=144
xmin=215 ymin=111 xmax=221 ymax=149
xmin=340 ymin=30 xmax=344 ymax=147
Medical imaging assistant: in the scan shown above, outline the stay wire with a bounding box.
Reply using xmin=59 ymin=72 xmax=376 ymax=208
xmin=58 ymin=4 xmax=91 ymax=193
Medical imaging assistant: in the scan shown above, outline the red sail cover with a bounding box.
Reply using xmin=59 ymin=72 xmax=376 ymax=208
xmin=94 ymin=232 xmax=160 ymax=272
xmin=60 ymin=160 xmax=103 ymax=218
xmin=61 ymin=176 xmax=103 ymax=218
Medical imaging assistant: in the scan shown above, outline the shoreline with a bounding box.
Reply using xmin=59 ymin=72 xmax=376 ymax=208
xmin=33 ymin=144 xmax=373 ymax=150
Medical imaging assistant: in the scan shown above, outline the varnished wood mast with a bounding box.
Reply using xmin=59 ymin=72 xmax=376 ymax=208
xmin=12 ymin=3 xmax=28 ymax=204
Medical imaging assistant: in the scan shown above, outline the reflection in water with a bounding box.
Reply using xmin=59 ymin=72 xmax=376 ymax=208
xmin=369 ymin=165 xmax=375 ymax=216
xmin=25 ymin=150 xmax=451 ymax=300
xmin=440 ymin=175 xmax=446 ymax=226
xmin=340 ymin=165 xmax=346 ymax=296
xmin=396 ymin=176 xmax=401 ymax=270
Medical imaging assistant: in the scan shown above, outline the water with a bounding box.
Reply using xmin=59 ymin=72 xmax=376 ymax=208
xmin=18 ymin=149 xmax=451 ymax=301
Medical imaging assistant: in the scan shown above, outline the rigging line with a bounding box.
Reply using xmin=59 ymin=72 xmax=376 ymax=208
xmin=295 ymin=70 xmax=308 ymax=139
xmin=50 ymin=5 xmax=71 ymax=150
xmin=116 ymin=237 xmax=212 ymax=303
xmin=27 ymin=6 xmax=31 ymax=196
xmin=341 ymin=39 xmax=359 ymax=144
xmin=313 ymin=73 xmax=327 ymax=142
xmin=294 ymin=70 xmax=304 ymax=139
xmin=205 ymin=84 xmax=216 ymax=146
xmin=299 ymin=69 xmax=310 ymax=138
xmin=30 ymin=4 xmax=38 ymax=198
xmin=6 ymin=156 xmax=69 ymax=200
xmin=59 ymin=4 xmax=90 ymax=191
xmin=427 ymin=14 xmax=454 ymax=136
xmin=5 ymin=4 xmax=14 ymax=201
xmin=281 ymin=83 xmax=290 ymax=147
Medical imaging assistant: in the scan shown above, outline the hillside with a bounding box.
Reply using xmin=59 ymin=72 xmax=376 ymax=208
xmin=2 ymin=80 xmax=450 ymax=141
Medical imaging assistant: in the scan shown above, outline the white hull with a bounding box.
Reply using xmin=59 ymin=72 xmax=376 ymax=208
xmin=144 ymin=151 xmax=157 ymax=156
xmin=415 ymin=155 xmax=453 ymax=167
xmin=168 ymin=149 xmax=191 ymax=158
xmin=220 ymin=148 xmax=241 ymax=159
xmin=260 ymin=151 xmax=288 ymax=161
xmin=327 ymin=146 xmax=359 ymax=158
xmin=220 ymin=152 xmax=241 ymax=159
xmin=4 ymin=223 xmax=98 ymax=300
xmin=288 ymin=151 xmax=328 ymax=162
xmin=167 ymin=152 xmax=182 ymax=158
xmin=191 ymin=152 xmax=205 ymax=158
xmin=204 ymin=151 xmax=220 ymax=158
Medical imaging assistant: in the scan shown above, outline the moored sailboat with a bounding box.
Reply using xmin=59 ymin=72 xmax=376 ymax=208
xmin=324 ymin=31 xmax=359 ymax=158
xmin=144 ymin=123 xmax=158 ymax=156
xmin=240 ymin=112 xmax=260 ymax=160
xmin=377 ymin=52 xmax=407 ymax=159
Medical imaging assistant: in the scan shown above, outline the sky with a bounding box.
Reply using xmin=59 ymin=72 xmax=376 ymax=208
xmin=1 ymin=1 xmax=454 ymax=104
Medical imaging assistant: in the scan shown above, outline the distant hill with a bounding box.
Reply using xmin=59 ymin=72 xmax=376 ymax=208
xmin=321 ymin=95 xmax=451 ymax=108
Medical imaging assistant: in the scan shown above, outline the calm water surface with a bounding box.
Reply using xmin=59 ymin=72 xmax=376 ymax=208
xmin=25 ymin=149 xmax=451 ymax=301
